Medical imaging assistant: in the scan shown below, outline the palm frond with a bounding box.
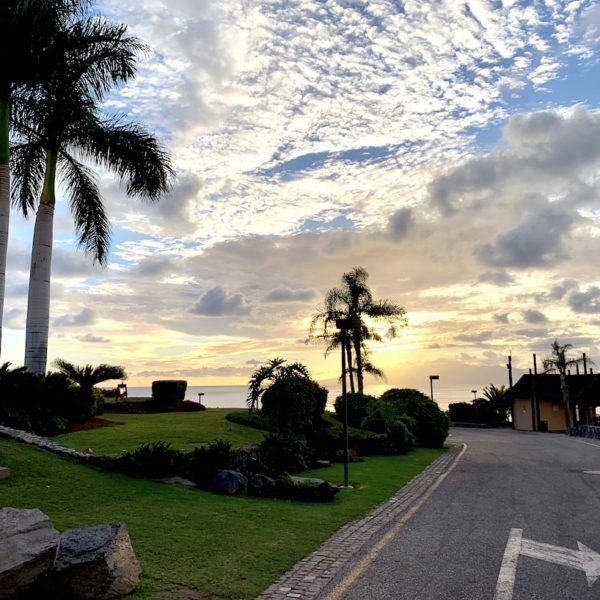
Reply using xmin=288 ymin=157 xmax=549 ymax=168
xmin=10 ymin=141 xmax=45 ymax=216
xmin=60 ymin=152 xmax=110 ymax=264
xmin=78 ymin=118 xmax=173 ymax=200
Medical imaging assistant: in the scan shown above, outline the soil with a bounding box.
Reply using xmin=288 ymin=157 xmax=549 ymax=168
xmin=63 ymin=416 xmax=124 ymax=433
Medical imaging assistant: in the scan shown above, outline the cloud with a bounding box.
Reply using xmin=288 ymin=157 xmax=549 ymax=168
xmin=75 ymin=333 xmax=111 ymax=343
xmin=474 ymin=207 xmax=573 ymax=269
xmin=264 ymin=287 xmax=316 ymax=303
xmin=136 ymin=365 xmax=251 ymax=378
xmin=478 ymin=270 xmax=514 ymax=286
xmin=388 ymin=208 xmax=415 ymax=240
xmin=4 ymin=308 xmax=25 ymax=330
xmin=494 ymin=313 xmax=509 ymax=324
xmin=523 ymin=309 xmax=548 ymax=324
xmin=190 ymin=286 xmax=250 ymax=316
xmin=569 ymin=286 xmax=600 ymax=314
xmin=53 ymin=308 xmax=96 ymax=328
xmin=455 ymin=331 xmax=493 ymax=343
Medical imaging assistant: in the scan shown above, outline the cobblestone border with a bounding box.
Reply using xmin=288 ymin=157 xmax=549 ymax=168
xmin=256 ymin=444 xmax=465 ymax=600
xmin=0 ymin=424 xmax=92 ymax=460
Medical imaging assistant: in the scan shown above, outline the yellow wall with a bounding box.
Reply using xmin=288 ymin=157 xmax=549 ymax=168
xmin=539 ymin=401 xmax=567 ymax=432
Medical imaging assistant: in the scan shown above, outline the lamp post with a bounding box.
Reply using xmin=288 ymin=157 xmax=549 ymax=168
xmin=336 ymin=317 xmax=361 ymax=489
xmin=429 ymin=375 xmax=439 ymax=402
xmin=471 ymin=389 xmax=477 ymax=402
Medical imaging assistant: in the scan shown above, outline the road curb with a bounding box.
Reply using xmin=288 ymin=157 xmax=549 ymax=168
xmin=256 ymin=443 xmax=466 ymax=600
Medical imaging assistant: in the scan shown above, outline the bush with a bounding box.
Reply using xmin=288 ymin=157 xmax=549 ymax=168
xmin=448 ymin=402 xmax=476 ymax=423
xmin=334 ymin=393 xmax=375 ymax=428
xmin=117 ymin=441 xmax=184 ymax=478
xmin=380 ymin=388 xmax=450 ymax=448
xmin=388 ymin=420 xmax=415 ymax=454
xmin=152 ymin=380 xmax=187 ymax=407
xmin=185 ymin=439 xmax=234 ymax=488
xmin=225 ymin=411 xmax=278 ymax=432
xmin=360 ymin=399 xmax=399 ymax=433
xmin=255 ymin=434 xmax=315 ymax=477
xmin=260 ymin=376 xmax=327 ymax=434
xmin=0 ymin=364 xmax=76 ymax=435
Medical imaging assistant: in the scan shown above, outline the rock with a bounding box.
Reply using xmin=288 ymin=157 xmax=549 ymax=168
xmin=0 ymin=466 xmax=10 ymax=479
xmin=276 ymin=476 xmax=341 ymax=502
xmin=314 ymin=459 xmax=331 ymax=468
xmin=334 ymin=448 xmax=362 ymax=463
xmin=210 ymin=470 xmax=248 ymax=495
xmin=47 ymin=523 xmax=140 ymax=599
xmin=247 ymin=474 xmax=278 ymax=498
xmin=162 ymin=476 xmax=196 ymax=487
xmin=0 ymin=507 xmax=59 ymax=598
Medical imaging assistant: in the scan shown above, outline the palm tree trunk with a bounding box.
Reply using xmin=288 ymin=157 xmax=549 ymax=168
xmin=24 ymin=150 xmax=57 ymax=374
xmin=353 ymin=331 xmax=364 ymax=394
xmin=560 ymin=372 xmax=573 ymax=430
xmin=345 ymin=339 xmax=355 ymax=394
xmin=0 ymin=95 xmax=10 ymax=358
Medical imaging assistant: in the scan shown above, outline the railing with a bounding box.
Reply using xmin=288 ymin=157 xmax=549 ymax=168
xmin=568 ymin=425 xmax=600 ymax=439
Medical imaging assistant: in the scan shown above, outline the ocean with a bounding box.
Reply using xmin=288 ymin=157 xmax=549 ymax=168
xmin=126 ymin=383 xmax=478 ymax=410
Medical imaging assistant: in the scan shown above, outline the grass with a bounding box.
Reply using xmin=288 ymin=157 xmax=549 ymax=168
xmin=0 ymin=437 xmax=445 ymax=599
xmin=53 ymin=409 xmax=266 ymax=454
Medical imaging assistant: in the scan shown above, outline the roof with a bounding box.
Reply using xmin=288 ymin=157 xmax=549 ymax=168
xmin=506 ymin=373 xmax=600 ymax=403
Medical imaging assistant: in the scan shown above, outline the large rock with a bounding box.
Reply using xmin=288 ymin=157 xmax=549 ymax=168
xmin=277 ymin=476 xmax=341 ymax=502
xmin=247 ymin=474 xmax=278 ymax=498
xmin=210 ymin=470 xmax=248 ymax=495
xmin=47 ymin=523 xmax=140 ymax=599
xmin=0 ymin=507 xmax=59 ymax=598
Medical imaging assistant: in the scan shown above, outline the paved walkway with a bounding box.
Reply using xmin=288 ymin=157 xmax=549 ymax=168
xmin=256 ymin=444 xmax=464 ymax=600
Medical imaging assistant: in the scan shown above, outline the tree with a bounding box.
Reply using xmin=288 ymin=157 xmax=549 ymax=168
xmin=12 ymin=15 xmax=172 ymax=373
xmin=52 ymin=357 xmax=125 ymax=420
xmin=542 ymin=340 xmax=588 ymax=429
xmin=482 ymin=383 xmax=510 ymax=422
xmin=0 ymin=0 xmax=87 ymax=357
xmin=308 ymin=267 xmax=406 ymax=393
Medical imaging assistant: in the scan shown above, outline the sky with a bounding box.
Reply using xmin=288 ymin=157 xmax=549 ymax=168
xmin=4 ymin=0 xmax=600 ymax=405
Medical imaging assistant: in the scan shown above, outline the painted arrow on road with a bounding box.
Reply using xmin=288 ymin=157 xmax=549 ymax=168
xmin=495 ymin=528 xmax=600 ymax=600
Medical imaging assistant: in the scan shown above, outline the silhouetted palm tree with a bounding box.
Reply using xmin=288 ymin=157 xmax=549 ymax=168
xmin=482 ymin=383 xmax=509 ymax=421
xmin=308 ymin=267 xmax=406 ymax=393
xmin=12 ymin=16 xmax=172 ymax=373
xmin=0 ymin=0 xmax=87 ymax=357
xmin=543 ymin=340 xmax=588 ymax=429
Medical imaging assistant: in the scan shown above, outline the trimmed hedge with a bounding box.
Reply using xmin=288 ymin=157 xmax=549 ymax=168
xmin=152 ymin=380 xmax=187 ymax=407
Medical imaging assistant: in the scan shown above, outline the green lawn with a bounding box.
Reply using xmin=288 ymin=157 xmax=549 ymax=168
xmin=53 ymin=409 xmax=266 ymax=454
xmin=0 ymin=437 xmax=445 ymax=599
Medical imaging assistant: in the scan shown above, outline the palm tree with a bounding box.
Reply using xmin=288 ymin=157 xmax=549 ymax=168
xmin=308 ymin=267 xmax=406 ymax=393
xmin=482 ymin=383 xmax=510 ymax=422
xmin=0 ymin=0 xmax=86 ymax=357
xmin=12 ymin=16 xmax=172 ymax=374
xmin=542 ymin=340 xmax=588 ymax=429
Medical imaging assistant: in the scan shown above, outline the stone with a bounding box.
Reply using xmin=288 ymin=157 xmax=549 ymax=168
xmin=247 ymin=474 xmax=278 ymax=498
xmin=277 ymin=477 xmax=341 ymax=502
xmin=47 ymin=523 xmax=140 ymax=599
xmin=314 ymin=459 xmax=331 ymax=468
xmin=0 ymin=466 xmax=10 ymax=479
xmin=334 ymin=449 xmax=362 ymax=463
xmin=210 ymin=470 xmax=248 ymax=495
xmin=0 ymin=507 xmax=60 ymax=598
xmin=162 ymin=476 xmax=196 ymax=487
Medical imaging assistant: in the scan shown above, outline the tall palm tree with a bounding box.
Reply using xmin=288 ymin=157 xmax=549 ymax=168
xmin=308 ymin=267 xmax=406 ymax=393
xmin=482 ymin=383 xmax=509 ymax=422
xmin=542 ymin=340 xmax=588 ymax=429
xmin=0 ymin=0 xmax=86 ymax=357
xmin=12 ymin=16 xmax=172 ymax=374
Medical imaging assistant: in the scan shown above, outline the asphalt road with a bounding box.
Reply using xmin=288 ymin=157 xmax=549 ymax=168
xmin=325 ymin=428 xmax=600 ymax=600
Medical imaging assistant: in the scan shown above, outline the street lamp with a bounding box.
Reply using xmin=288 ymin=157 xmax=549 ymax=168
xmin=471 ymin=389 xmax=477 ymax=402
xmin=429 ymin=375 xmax=439 ymax=402
xmin=336 ymin=317 xmax=360 ymax=489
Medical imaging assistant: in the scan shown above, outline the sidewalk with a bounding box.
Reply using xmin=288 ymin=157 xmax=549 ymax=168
xmin=257 ymin=444 xmax=464 ymax=600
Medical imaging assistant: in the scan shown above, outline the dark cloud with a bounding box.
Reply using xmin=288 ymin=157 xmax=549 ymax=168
xmin=523 ymin=309 xmax=547 ymax=324
xmin=494 ymin=313 xmax=509 ymax=324
xmin=474 ymin=207 xmax=573 ymax=268
xmin=264 ymin=287 xmax=316 ymax=303
xmin=478 ymin=270 xmax=514 ymax=286
xmin=76 ymin=333 xmax=111 ymax=343
xmin=569 ymin=286 xmax=600 ymax=314
xmin=514 ymin=328 xmax=549 ymax=338
xmin=4 ymin=308 xmax=25 ymax=330
xmin=455 ymin=331 xmax=493 ymax=343
xmin=388 ymin=208 xmax=415 ymax=240
xmin=53 ymin=308 xmax=96 ymax=327
xmin=135 ymin=256 xmax=177 ymax=278
xmin=190 ymin=286 xmax=250 ymax=316
xmin=548 ymin=279 xmax=578 ymax=300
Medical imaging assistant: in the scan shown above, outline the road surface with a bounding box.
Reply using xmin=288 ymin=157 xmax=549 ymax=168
xmin=324 ymin=428 xmax=600 ymax=600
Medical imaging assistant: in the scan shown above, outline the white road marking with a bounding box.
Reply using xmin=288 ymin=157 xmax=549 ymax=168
xmin=573 ymin=440 xmax=600 ymax=449
xmin=494 ymin=528 xmax=522 ymax=600
xmin=583 ymin=471 xmax=600 ymax=475
xmin=495 ymin=529 xmax=600 ymax=599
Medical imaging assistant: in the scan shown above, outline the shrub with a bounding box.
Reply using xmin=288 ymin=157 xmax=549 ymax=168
xmin=255 ymin=434 xmax=315 ymax=477
xmin=388 ymin=420 xmax=415 ymax=454
xmin=260 ymin=376 xmax=327 ymax=434
xmin=117 ymin=441 xmax=184 ymax=478
xmin=448 ymin=402 xmax=476 ymax=423
xmin=185 ymin=439 xmax=234 ymax=488
xmin=380 ymin=388 xmax=450 ymax=448
xmin=152 ymin=380 xmax=187 ymax=407
xmin=334 ymin=393 xmax=375 ymax=428
xmin=360 ymin=398 xmax=399 ymax=433
xmin=225 ymin=411 xmax=278 ymax=432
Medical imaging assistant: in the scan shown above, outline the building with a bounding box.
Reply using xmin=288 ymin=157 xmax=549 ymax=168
xmin=508 ymin=373 xmax=600 ymax=432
